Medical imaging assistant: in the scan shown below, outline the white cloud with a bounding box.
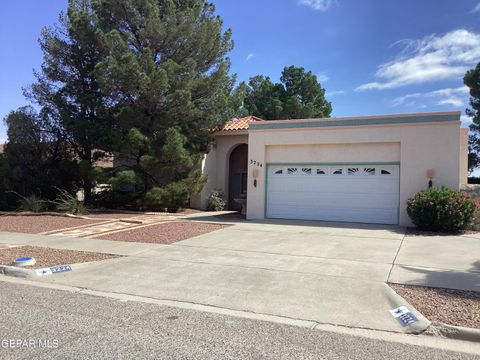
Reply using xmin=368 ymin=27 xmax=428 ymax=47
xmin=316 ymin=72 xmax=330 ymax=82
xmin=461 ymin=114 xmax=472 ymax=127
xmin=245 ymin=53 xmax=255 ymax=62
xmin=298 ymin=0 xmax=336 ymax=11
xmin=437 ymin=97 xmax=464 ymax=107
xmin=471 ymin=2 xmax=480 ymax=13
xmin=392 ymin=86 xmax=469 ymax=108
xmin=326 ymin=90 xmax=345 ymax=97
xmin=356 ymin=29 xmax=480 ymax=91
xmin=391 ymin=93 xmax=422 ymax=106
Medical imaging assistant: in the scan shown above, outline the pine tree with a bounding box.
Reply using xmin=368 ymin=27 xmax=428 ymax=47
xmin=25 ymin=0 xmax=114 ymax=202
xmin=243 ymin=66 xmax=332 ymax=120
xmin=91 ymin=0 xmax=241 ymax=209
xmin=464 ymin=63 xmax=480 ymax=171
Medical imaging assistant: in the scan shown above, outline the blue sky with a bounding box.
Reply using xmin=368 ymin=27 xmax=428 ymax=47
xmin=1 ymin=0 xmax=480 ymax=143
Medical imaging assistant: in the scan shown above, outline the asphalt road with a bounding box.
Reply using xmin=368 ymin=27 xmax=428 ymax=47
xmin=0 ymin=281 xmax=478 ymax=360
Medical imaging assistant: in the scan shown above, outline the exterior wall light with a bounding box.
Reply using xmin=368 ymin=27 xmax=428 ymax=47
xmin=252 ymin=169 xmax=259 ymax=187
xmin=426 ymin=169 xmax=435 ymax=188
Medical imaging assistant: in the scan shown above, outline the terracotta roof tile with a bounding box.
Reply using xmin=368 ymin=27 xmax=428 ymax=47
xmin=222 ymin=116 xmax=264 ymax=131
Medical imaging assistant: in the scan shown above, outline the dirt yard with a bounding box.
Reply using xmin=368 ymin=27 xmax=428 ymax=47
xmin=0 ymin=215 xmax=103 ymax=234
xmin=390 ymin=283 xmax=480 ymax=329
xmin=0 ymin=245 xmax=119 ymax=268
xmin=96 ymin=221 xmax=230 ymax=244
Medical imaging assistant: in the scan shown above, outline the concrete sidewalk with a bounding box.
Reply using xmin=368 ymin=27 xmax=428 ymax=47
xmin=0 ymin=231 xmax=163 ymax=256
xmin=389 ymin=234 xmax=480 ymax=291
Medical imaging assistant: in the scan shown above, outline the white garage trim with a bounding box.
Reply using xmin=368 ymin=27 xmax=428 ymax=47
xmin=265 ymin=162 xmax=400 ymax=225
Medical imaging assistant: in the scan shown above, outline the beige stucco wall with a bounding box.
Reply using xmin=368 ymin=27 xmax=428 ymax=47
xmin=190 ymin=132 xmax=248 ymax=209
xmin=266 ymin=143 xmax=400 ymax=163
xmin=246 ymin=121 xmax=464 ymax=226
xmin=460 ymin=128 xmax=468 ymax=185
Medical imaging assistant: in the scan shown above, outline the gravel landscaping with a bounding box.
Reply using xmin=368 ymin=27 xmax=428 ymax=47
xmin=390 ymin=283 xmax=480 ymax=329
xmin=0 ymin=245 xmax=119 ymax=268
xmin=85 ymin=212 xmax=145 ymax=219
xmin=0 ymin=215 xmax=103 ymax=234
xmin=406 ymin=227 xmax=478 ymax=236
xmin=97 ymin=221 xmax=230 ymax=244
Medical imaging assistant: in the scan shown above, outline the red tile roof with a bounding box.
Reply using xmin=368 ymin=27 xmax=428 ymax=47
xmin=222 ymin=116 xmax=264 ymax=131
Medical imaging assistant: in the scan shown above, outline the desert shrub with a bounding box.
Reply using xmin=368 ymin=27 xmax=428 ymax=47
xmin=407 ymin=187 xmax=478 ymax=232
xmin=53 ymin=188 xmax=88 ymax=215
xmin=16 ymin=194 xmax=46 ymax=212
xmin=144 ymin=182 xmax=189 ymax=212
xmin=207 ymin=190 xmax=226 ymax=211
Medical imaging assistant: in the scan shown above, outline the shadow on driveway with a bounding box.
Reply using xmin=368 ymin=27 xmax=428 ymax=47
xmin=185 ymin=212 xmax=406 ymax=234
xmin=391 ymin=260 xmax=480 ymax=292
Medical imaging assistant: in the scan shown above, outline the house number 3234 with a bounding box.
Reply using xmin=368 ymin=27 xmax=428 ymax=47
xmin=250 ymin=160 xmax=263 ymax=167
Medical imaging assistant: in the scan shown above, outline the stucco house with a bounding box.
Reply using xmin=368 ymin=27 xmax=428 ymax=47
xmin=191 ymin=111 xmax=468 ymax=226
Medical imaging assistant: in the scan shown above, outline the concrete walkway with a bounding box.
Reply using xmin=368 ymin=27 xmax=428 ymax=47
xmin=389 ymin=233 xmax=480 ymax=291
xmin=0 ymin=219 xmax=478 ymax=334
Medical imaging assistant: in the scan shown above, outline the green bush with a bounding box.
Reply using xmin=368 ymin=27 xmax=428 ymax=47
xmin=207 ymin=190 xmax=226 ymax=211
xmin=407 ymin=187 xmax=479 ymax=232
xmin=144 ymin=182 xmax=189 ymax=212
xmin=91 ymin=189 xmax=142 ymax=210
xmin=109 ymin=170 xmax=140 ymax=193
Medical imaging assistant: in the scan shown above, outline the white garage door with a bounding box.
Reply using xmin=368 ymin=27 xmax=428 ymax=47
xmin=266 ymin=164 xmax=399 ymax=225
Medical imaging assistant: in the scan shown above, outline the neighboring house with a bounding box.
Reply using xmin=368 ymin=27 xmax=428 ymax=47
xmin=191 ymin=112 xmax=468 ymax=226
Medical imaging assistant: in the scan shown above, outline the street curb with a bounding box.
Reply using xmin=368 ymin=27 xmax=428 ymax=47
xmin=0 ymin=265 xmax=35 ymax=278
xmin=383 ymin=284 xmax=431 ymax=334
xmin=428 ymin=322 xmax=480 ymax=343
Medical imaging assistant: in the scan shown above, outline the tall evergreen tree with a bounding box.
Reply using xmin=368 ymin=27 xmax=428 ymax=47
xmin=91 ymin=0 xmax=241 ymax=208
xmin=243 ymin=66 xmax=332 ymax=120
xmin=25 ymin=0 xmax=114 ymax=202
xmin=464 ymin=62 xmax=480 ymax=171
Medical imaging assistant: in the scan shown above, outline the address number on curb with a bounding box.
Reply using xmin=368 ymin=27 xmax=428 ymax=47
xmin=389 ymin=306 xmax=418 ymax=327
xmin=35 ymin=265 xmax=72 ymax=277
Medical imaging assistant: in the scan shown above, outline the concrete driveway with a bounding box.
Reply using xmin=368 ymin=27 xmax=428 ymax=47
xmin=0 ymin=220 xmax=423 ymax=334
xmin=1 ymin=218 xmax=478 ymax=334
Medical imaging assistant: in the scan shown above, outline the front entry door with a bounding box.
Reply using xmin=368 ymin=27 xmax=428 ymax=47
xmin=229 ymin=172 xmax=247 ymax=210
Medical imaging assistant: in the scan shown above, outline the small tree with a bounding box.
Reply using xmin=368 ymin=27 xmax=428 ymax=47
xmin=464 ymin=62 xmax=480 ymax=171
